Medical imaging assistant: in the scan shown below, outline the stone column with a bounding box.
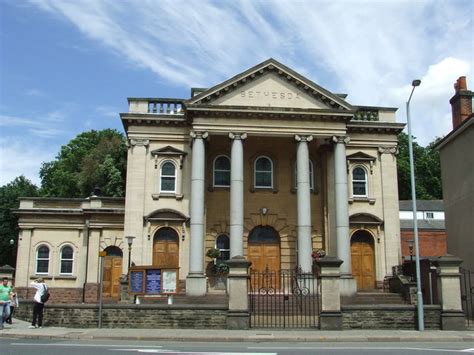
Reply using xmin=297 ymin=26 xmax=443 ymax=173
xmin=226 ymin=256 xmax=252 ymax=329
xmin=295 ymin=134 xmax=313 ymax=273
xmin=186 ymin=131 xmax=208 ymax=296
xmin=316 ymin=257 xmax=343 ymax=330
xmin=332 ymin=135 xmax=356 ymax=296
xmin=229 ymin=132 xmax=247 ymax=258
xmin=433 ymin=255 xmax=466 ymax=330
xmin=123 ymin=138 xmax=149 ymax=271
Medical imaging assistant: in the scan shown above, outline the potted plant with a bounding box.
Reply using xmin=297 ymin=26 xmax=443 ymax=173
xmin=205 ymin=248 xmax=229 ymax=290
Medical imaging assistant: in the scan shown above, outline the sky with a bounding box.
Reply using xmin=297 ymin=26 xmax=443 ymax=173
xmin=0 ymin=0 xmax=472 ymax=187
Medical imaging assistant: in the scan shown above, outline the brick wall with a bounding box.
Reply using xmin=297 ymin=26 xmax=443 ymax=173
xmin=14 ymin=301 xmax=228 ymax=329
xmin=342 ymin=305 xmax=441 ymax=330
xmin=401 ymin=230 xmax=447 ymax=258
xmin=16 ymin=287 xmax=85 ymax=304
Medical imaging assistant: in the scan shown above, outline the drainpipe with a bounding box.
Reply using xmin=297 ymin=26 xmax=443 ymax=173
xmin=82 ymin=219 xmax=90 ymax=303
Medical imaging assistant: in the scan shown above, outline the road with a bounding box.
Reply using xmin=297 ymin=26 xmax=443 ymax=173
xmin=1 ymin=339 xmax=474 ymax=354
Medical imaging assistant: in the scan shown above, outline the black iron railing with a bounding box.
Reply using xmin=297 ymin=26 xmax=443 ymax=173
xmin=461 ymin=268 xmax=474 ymax=326
xmin=249 ymin=268 xmax=320 ymax=328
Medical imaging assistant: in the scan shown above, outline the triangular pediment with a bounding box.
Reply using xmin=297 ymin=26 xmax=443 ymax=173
xmin=186 ymin=58 xmax=353 ymax=112
xmin=150 ymin=146 xmax=187 ymax=156
xmin=347 ymin=152 xmax=377 ymax=161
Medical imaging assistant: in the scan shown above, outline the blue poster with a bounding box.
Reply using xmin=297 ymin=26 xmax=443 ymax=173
xmin=130 ymin=271 xmax=144 ymax=293
xmin=146 ymin=269 xmax=161 ymax=294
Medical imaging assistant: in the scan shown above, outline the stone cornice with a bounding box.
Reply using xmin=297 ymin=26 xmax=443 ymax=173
xmin=347 ymin=121 xmax=405 ymax=134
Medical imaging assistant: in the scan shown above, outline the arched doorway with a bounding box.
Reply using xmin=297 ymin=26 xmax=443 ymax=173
xmin=103 ymin=246 xmax=123 ymax=299
xmin=153 ymin=227 xmax=179 ymax=268
xmin=248 ymin=225 xmax=281 ymax=273
xmin=351 ymin=230 xmax=376 ymax=290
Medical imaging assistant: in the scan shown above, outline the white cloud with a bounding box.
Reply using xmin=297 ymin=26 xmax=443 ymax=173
xmin=0 ymin=112 xmax=67 ymax=137
xmin=0 ymin=137 xmax=56 ymax=186
xmin=26 ymin=0 xmax=474 ymax=146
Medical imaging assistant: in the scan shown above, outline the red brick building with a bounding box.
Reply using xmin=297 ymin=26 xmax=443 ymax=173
xmin=399 ymin=200 xmax=447 ymax=260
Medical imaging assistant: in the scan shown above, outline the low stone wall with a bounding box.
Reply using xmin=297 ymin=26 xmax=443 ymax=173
xmin=14 ymin=301 xmax=228 ymax=329
xmin=342 ymin=304 xmax=441 ymax=330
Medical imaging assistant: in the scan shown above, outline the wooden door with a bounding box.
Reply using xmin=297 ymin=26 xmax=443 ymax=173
xmin=248 ymin=243 xmax=281 ymax=289
xmin=103 ymin=256 xmax=122 ymax=298
xmin=351 ymin=233 xmax=375 ymax=289
xmin=153 ymin=228 xmax=179 ymax=268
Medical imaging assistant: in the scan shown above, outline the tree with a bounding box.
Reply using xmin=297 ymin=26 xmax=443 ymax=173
xmin=0 ymin=176 xmax=39 ymax=267
xmin=40 ymin=129 xmax=127 ymax=198
xmin=397 ymin=132 xmax=443 ymax=200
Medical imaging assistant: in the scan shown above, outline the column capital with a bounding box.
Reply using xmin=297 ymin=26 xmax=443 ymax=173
xmin=190 ymin=131 xmax=209 ymax=140
xmin=295 ymin=134 xmax=313 ymax=142
xmin=331 ymin=135 xmax=350 ymax=144
xmin=229 ymin=132 xmax=247 ymax=140
xmin=128 ymin=138 xmax=149 ymax=147
xmin=378 ymin=146 xmax=398 ymax=155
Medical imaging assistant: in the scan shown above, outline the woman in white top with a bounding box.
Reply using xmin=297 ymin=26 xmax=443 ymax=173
xmin=29 ymin=278 xmax=47 ymax=329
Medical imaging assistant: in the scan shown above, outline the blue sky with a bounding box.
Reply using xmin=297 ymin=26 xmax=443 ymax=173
xmin=1 ymin=0 xmax=472 ymax=186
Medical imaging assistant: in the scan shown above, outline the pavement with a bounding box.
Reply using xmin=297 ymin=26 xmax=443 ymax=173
xmin=1 ymin=318 xmax=474 ymax=342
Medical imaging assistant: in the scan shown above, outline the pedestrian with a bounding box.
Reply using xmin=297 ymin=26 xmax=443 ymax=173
xmin=0 ymin=277 xmax=13 ymax=330
xmin=5 ymin=286 xmax=18 ymax=325
xmin=29 ymin=278 xmax=48 ymax=329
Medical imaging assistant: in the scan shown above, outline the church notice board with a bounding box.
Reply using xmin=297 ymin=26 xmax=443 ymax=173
xmin=129 ymin=266 xmax=179 ymax=295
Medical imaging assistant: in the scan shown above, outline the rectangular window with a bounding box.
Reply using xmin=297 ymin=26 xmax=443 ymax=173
xmin=256 ymin=172 xmax=272 ymax=187
xmin=61 ymin=260 xmax=73 ymax=274
xmin=214 ymin=171 xmax=230 ymax=186
xmin=425 ymin=212 xmax=434 ymax=219
xmin=353 ymin=182 xmax=367 ymax=196
xmin=161 ymin=177 xmax=175 ymax=192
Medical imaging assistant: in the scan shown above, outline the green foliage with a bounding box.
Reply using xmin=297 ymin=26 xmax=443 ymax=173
xmin=40 ymin=129 xmax=127 ymax=197
xmin=0 ymin=176 xmax=39 ymax=266
xmin=397 ymin=132 xmax=443 ymax=200
xmin=206 ymin=248 xmax=221 ymax=259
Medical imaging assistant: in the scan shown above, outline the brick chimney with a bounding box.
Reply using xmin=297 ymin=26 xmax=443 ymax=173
xmin=450 ymin=76 xmax=473 ymax=129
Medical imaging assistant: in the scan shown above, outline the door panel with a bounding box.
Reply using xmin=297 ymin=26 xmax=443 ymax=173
xmin=103 ymin=256 xmax=122 ymax=298
xmin=351 ymin=236 xmax=375 ymax=290
xmin=153 ymin=239 xmax=179 ymax=268
xmin=248 ymin=243 xmax=281 ymax=289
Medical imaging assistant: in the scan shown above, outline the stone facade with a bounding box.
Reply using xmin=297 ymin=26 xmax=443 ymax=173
xmin=14 ymin=58 xmax=404 ymax=302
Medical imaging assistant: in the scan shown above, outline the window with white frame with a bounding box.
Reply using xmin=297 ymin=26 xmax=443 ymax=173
xmin=254 ymin=156 xmax=273 ymax=188
xmin=60 ymin=245 xmax=74 ymax=274
xmin=294 ymin=160 xmax=314 ymax=190
xmin=160 ymin=161 xmax=176 ymax=192
xmin=213 ymin=155 xmax=231 ymax=187
xmin=216 ymin=234 xmax=230 ymax=264
xmin=36 ymin=245 xmax=50 ymax=274
xmin=352 ymin=166 xmax=368 ymax=197
xmin=425 ymin=212 xmax=434 ymax=219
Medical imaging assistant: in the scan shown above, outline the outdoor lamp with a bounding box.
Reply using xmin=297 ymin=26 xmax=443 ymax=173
xmin=126 ymin=235 xmax=135 ymax=270
xmin=406 ymin=78 xmax=424 ymax=331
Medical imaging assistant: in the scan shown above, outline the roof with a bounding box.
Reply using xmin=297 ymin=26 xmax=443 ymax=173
xmin=435 ymin=115 xmax=474 ymax=150
xmin=399 ymin=200 xmax=444 ymax=212
xmin=400 ymin=219 xmax=446 ymax=230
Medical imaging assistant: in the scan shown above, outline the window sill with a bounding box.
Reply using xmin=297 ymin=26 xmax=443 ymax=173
xmin=29 ymin=275 xmax=53 ymax=280
xmin=207 ymin=186 xmax=230 ymax=192
xmin=152 ymin=193 xmax=183 ymax=200
xmin=54 ymin=275 xmax=77 ymax=280
xmin=250 ymin=187 xmax=279 ymax=194
xmin=349 ymin=197 xmax=376 ymax=205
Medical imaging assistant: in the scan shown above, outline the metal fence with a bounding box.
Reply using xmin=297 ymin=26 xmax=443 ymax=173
xmin=461 ymin=268 xmax=474 ymax=326
xmin=249 ymin=268 xmax=320 ymax=328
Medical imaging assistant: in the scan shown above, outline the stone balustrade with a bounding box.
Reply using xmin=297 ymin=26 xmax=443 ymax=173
xmin=128 ymin=98 xmax=185 ymax=114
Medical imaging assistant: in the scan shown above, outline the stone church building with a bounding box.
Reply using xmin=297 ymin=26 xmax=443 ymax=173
xmin=14 ymin=59 xmax=404 ymax=303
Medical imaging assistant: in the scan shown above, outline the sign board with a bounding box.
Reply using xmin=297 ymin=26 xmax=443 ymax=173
xmin=129 ymin=266 xmax=179 ymax=295
xmin=145 ymin=269 xmax=161 ymax=294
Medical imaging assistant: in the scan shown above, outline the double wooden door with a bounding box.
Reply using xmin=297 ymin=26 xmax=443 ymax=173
xmin=153 ymin=227 xmax=179 ymax=268
xmin=351 ymin=232 xmax=376 ymax=289
xmin=248 ymin=243 xmax=281 ymax=289
xmin=103 ymin=256 xmax=122 ymax=298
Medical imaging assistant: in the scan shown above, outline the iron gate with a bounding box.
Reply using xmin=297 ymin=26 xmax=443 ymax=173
xmin=461 ymin=268 xmax=474 ymax=326
xmin=249 ymin=268 xmax=320 ymax=328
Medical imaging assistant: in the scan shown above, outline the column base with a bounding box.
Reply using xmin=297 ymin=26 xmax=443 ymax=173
xmin=319 ymin=311 xmax=343 ymax=330
xmin=226 ymin=311 xmax=250 ymax=330
xmin=339 ymin=276 xmax=357 ymax=297
xmin=441 ymin=310 xmax=466 ymax=330
xmin=186 ymin=274 xmax=207 ymax=296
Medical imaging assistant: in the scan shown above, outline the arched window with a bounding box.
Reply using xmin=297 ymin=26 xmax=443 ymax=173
xmin=60 ymin=245 xmax=74 ymax=275
xmin=160 ymin=161 xmax=176 ymax=192
xmin=352 ymin=166 xmax=368 ymax=197
xmin=254 ymin=156 xmax=273 ymax=188
xmin=216 ymin=234 xmax=230 ymax=264
xmin=36 ymin=245 xmax=50 ymax=274
xmin=213 ymin=155 xmax=230 ymax=187
xmin=294 ymin=160 xmax=314 ymax=190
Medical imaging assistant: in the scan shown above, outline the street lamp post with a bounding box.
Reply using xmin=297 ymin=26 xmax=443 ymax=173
xmin=9 ymin=239 xmax=15 ymax=281
xmin=406 ymin=79 xmax=424 ymax=331
xmin=126 ymin=236 xmax=135 ymax=270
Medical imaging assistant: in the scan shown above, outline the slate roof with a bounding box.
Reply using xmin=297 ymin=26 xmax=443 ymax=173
xmin=399 ymin=200 xmax=444 ymax=212
xmin=400 ymin=219 xmax=446 ymax=230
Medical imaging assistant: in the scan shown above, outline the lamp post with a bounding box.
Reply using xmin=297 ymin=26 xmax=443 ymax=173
xmin=9 ymin=239 xmax=15 ymax=281
xmin=126 ymin=236 xmax=135 ymax=270
xmin=406 ymin=79 xmax=424 ymax=331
